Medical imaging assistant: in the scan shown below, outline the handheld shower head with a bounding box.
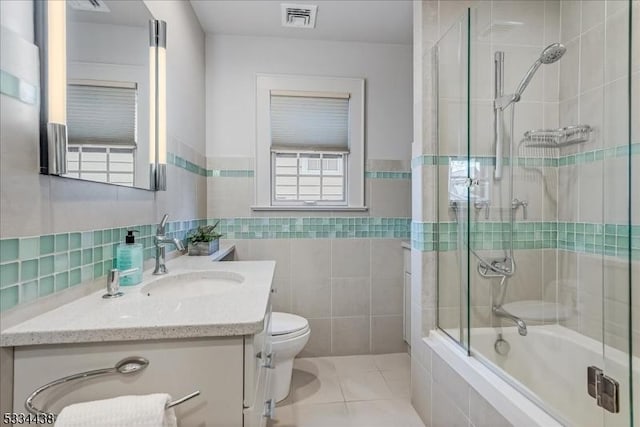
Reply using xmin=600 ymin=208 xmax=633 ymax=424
xmin=539 ymin=42 xmax=566 ymax=64
xmin=514 ymin=43 xmax=566 ymax=98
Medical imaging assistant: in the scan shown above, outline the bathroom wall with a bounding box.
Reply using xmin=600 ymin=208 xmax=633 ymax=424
xmin=0 ymin=0 xmax=207 ymax=311
xmin=204 ymin=34 xmax=413 ymax=356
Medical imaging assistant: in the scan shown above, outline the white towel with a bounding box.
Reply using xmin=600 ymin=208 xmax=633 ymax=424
xmin=55 ymin=393 xmax=177 ymax=427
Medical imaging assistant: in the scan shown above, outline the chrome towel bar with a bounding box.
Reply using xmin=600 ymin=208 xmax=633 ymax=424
xmin=25 ymin=356 xmax=200 ymax=417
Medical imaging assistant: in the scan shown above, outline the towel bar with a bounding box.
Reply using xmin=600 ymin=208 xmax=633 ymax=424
xmin=25 ymin=356 xmax=200 ymax=417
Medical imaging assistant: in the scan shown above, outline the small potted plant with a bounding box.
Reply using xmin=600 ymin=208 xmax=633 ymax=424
xmin=187 ymin=222 xmax=222 ymax=256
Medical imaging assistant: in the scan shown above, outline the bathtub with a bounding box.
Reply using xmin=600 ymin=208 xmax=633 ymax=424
xmin=427 ymin=324 xmax=638 ymax=426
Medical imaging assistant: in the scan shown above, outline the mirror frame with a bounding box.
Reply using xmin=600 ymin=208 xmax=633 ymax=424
xmin=34 ymin=0 xmax=167 ymax=191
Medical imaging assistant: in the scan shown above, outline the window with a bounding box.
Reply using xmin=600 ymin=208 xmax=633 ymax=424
xmin=65 ymin=80 xmax=138 ymax=186
xmin=66 ymin=146 xmax=135 ymax=186
xmin=255 ymin=75 xmax=365 ymax=210
xmin=273 ymin=152 xmax=346 ymax=204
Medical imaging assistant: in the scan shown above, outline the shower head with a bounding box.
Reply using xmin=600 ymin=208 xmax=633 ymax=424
xmin=539 ymin=43 xmax=566 ymax=64
xmin=514 ymin=43 xmax=566 ymax=98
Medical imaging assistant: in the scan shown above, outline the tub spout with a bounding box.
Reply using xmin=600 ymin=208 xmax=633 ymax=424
xmin=493 ymin=305 xmax=527 ymax=336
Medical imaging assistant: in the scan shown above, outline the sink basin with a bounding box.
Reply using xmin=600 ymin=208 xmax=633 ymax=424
xmin=141 ymin=271 xmax=244 ymax=298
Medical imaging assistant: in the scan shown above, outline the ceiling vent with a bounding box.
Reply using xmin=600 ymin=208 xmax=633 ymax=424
xmin=67 ymin=0 xmax=110 ymax=13
xmin=281 ymin=3 xmax=318 ymax=29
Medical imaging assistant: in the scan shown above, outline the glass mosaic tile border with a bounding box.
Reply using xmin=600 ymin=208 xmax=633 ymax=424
xmin=411 ymin=143 xmax=639 ymax=170
xmin=0 ymin=217 xmax=410 ymax=311
xmin=411 ymin=221 xmax=639 ymax=260
xmin=211 ymin=217 xmax=411 ymax=240
xmin=0 ymin=219 xmax=206 ymax=312
xmin=167 ymin=154 xmax=411 ymax=180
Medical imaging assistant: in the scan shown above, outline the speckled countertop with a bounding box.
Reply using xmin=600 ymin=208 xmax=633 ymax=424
xmin=0 ymin=258 xmax=275 ymax=347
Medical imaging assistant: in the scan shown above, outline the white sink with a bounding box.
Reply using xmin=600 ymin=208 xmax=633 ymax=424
xmin=141 ymin=271 xmax=244 ymax=298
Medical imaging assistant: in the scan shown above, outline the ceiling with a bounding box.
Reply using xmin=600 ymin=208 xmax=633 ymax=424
xmin=190 ymin=0 xmax=412 ymax=45
xmin=67 ymin=0 xmax=152 ymax=27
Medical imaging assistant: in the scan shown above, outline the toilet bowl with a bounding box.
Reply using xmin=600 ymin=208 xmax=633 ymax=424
xmin=270 ymin=312 xmax=310 ymax=402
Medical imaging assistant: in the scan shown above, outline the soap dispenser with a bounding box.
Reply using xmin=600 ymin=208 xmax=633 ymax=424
xmin=116 ymin=230 xmax=143 ymax=285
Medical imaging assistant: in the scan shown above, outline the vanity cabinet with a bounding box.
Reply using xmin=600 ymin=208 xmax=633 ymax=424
xmin=11 ymin=305 xmax=274 ymax=426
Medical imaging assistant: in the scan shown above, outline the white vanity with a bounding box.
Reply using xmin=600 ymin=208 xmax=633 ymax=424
xmin=0 ymin=258 xmax=276 ymax=427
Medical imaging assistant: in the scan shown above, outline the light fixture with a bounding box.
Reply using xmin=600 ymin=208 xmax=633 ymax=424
xmin=149 ymin=20 xmax=167 ymax=191
xmin=45 ymin=0 xmax=68 ymax=175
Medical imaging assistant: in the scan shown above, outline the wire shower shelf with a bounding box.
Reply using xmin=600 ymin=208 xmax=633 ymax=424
xmin=523 ymin=125 xmax=592 ymax=147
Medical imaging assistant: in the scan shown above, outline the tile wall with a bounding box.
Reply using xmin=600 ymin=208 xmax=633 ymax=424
xmin=205 ymin=157 xmax=413 ymax=357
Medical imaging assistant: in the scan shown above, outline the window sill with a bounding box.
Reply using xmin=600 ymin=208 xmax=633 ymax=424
xmin=250 ymin=205 xmax=369 ymax=212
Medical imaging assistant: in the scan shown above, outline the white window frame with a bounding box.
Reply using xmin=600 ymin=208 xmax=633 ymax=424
xmin=254 ymin=74 xmax=366 ymax=211
xmin=66 ymin=145 xmax=136 ymax=186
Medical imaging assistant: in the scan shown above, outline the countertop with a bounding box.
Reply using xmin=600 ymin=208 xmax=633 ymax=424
xmin=0 ymin=257 xmax=275 ymax=347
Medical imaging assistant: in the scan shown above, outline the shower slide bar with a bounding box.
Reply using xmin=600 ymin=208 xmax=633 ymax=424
xmin=25 ymin=356 xmax=200 ymax=417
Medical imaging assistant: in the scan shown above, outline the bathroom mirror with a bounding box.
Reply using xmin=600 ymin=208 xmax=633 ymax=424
xmin=36 ymin=0 xmax=166 ymax=190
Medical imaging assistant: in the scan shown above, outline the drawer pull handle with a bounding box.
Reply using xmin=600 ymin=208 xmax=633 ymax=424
xmin=263 ymin=399 xmax=275 ymax=419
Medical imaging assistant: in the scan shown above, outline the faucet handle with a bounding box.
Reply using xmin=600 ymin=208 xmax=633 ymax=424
xmin=103 ymin=269 xmax=124 ymax=299
xmin=157 ymin=214 xmax=169 ymax=234
xmin=102 ymin=268 xmax=138 ymax=299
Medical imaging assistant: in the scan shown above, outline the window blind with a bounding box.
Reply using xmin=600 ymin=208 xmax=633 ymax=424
xmin=270 ymin=93 xmax=349 ymax=152
xmin=67 ymin=83 xmax=137 ymax=146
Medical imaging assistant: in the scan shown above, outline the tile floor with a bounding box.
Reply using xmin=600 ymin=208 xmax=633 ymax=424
xmin=268 ymin=353 xmax=425 ymax=427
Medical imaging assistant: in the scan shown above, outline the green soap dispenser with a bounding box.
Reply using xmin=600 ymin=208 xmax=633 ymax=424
xmin=116 ymin=230 xmax=143 ymax=285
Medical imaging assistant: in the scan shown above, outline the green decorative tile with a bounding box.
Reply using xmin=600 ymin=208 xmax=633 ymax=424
xmin=69 ymin=250 xmax=82 ymax=268
xmin=93 ymin=230 xmax=103 ymax=245
xmin=20 ymin=237 xmax=39 ymax=259
xmin=21 ymin=280 xmax=39 ymax=303
xmin=0 ymin=285 xmax=19 ymax=311
xmin=93 ymin=262 xmax=103 ymax=278
xmin=0 ymin=239 xmax=19 ymax=262
xmin=54 ymin=253 xmax=68 ymax=272
xmin=55 ymin=272 xmax=69 ymax=291
xmin=40 ymin=255 xmax=54 ymax=276
xmin=81 ymin=265 xmax=93 ymax=282
xmin=94 ymin=246 xmax=103 ymax=262
xmin=39 ymin=276 xmax=55 ymax=297
xmin=69 ymin=268 xmax=82 ymax=286
xmin=55 ymin=234 xmax=69 ymax=252
xmin=0 ymin=262 xmax=19 ymax=288
xmin=81 ymin=231 xmax=93 ymax=248
xmin=40 ymin=235 xmax=54 ymax=255
xmin=21 ymin=259 xmax=38 ymax=281
xmin=69 ymin=232 xmax=81 ymax=250
xmin=82 ymin=248 xmax=93 ymax=265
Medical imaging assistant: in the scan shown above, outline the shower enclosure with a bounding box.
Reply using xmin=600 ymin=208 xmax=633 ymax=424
xmin=434 ymin=1 xmax=636 ymax=425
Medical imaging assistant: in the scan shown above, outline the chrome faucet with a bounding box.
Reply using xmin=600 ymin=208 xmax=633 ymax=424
xmin=493 ymin=305 xmax=527 ymax=336
xmin=153 ymin=214 xmax=186 ymax=275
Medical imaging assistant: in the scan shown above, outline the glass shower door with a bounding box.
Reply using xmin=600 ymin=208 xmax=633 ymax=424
xmin=435 ymin=9 xmax=471 ymax=352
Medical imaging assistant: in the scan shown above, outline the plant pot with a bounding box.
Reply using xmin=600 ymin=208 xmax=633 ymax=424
xmin=188 ymin=239 xmax=219 ymax=256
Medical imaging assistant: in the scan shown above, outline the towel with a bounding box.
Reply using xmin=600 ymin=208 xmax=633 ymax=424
xmin=55 ymin=393 xmax=177 ymax=427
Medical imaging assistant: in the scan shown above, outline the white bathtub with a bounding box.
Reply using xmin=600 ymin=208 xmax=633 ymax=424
xmin=428 ymin=325 xmax=638 ymax=427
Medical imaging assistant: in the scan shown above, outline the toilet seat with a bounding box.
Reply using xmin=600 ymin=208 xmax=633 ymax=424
xmin=271 ymin=312 xmax=309 ymax=337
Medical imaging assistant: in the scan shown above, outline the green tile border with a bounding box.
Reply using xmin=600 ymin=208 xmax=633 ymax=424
xmin=0 ymin=217 xmax=411 ymax=311
xmin=411 ymin=220 xmax=638 ymax=260
xmin=167 ymin=153 xmax=412 ymax=180
xmin=412 ymin=143 xmax=639 ymax=170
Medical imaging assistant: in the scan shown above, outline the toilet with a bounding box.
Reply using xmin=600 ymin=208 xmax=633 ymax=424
xmin=270 ymin=312 xmax=311 ymax=402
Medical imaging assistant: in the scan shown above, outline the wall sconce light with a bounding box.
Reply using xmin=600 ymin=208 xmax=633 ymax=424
xmin=149 ymin=19 xmax=167 ymax=191
xmin=41 ymin=0 xmax=68 ymax=175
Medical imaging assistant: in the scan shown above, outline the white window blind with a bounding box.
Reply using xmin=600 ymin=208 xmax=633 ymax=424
xmin=270 ymin=92 xmax=350 ymax=152
xmin=67 ymin=82 xmax=137 ymax=146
